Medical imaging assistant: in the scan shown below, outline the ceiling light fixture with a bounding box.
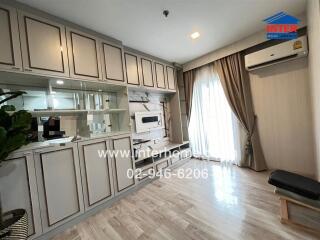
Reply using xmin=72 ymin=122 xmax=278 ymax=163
xmin=191 ymin=32 xmax=200 ymax=39
xmin=56 ymin=80 xmax=64 ymax=85
xmin=163 ymin=10 xmax=169 ymax=18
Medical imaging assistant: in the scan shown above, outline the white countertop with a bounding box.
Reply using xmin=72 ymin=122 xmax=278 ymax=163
xmin=13 ymin=131 xmax=131 ymax=153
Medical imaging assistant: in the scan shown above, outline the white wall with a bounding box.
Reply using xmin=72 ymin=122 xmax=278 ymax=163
xmin=307 ymin=0 xmax=320 ymax=180
xmin=250 ymin=58 xmax=316 ymax=176
xmin=183 ymin=14 xmax=306 ymax=72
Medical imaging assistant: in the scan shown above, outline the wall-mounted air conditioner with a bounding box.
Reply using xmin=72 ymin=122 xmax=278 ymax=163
xmin=245 ymin=36 xmax=308 ymax=71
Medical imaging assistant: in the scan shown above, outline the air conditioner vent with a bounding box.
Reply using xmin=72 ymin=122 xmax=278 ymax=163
xmin=245 ymin=36 xmax=308 ymax=71
xmin=247 ymin=54 xmax=298 ymax=70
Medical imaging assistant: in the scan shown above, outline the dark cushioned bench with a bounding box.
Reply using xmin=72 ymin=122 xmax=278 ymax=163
xmin=268 ymin=170 xmax=320 ymax=232
xmin=268 ymin=170 xmax=320 ymax=200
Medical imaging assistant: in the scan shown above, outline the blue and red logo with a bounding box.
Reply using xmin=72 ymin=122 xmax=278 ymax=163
xmin=264 ymin=12 xmax=300 ymax=40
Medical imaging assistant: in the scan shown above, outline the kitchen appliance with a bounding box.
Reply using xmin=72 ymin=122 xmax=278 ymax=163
xmin=42 ymin=117 xmax=65 ymax=139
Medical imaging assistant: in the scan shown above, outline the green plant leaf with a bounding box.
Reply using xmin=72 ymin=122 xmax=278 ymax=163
xmin=0 ymin=109 xmax=11 ymax=130
xmin=0 ymin=127 xmax=6 ymax=146
xmin=0 ymin=132 xmax=27 ymax=162
xmin=11 ymin=110 xmax=32 ymax=130
xmin=0 ymin=91 xmax=32 ymax=164
xmin=1 ymin=105 xmax=16 ymax=111
xmin=0 ymin=91 xmax=26 ymax=105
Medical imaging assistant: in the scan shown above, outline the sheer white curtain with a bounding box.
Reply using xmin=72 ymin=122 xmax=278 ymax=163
xmin=188 ymin=65 xmax=241 ymax=165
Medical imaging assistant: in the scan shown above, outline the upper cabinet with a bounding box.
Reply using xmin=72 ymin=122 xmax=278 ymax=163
xmin=67 ymin=28 xmax=102 ymax=80
xmin=166 ymin=66 xmax=176 ymax=90
xmin=154 ymin=62 xmax=166 ymax=89
xmin=101 ymin=42 xmax=125 ymax=84
xmin=0 ymin=5 xmax=22 ymax=72
xmin=141 ymin=57 xmax=154 ymax=88
xmin=0 ymin=4 xmax=177 ymax=91
xmin=18 ymin=11 xmax=69 ymax=77
xmin=124 ymin=52 xmax=140 ymax=85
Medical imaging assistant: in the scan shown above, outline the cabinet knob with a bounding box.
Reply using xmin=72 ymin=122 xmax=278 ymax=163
xmin=11 ymin=66 xmax=20 ymax=70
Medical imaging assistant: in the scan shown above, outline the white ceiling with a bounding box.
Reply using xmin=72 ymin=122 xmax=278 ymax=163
xmin=17 ymin=0 xmax=306 ymax=64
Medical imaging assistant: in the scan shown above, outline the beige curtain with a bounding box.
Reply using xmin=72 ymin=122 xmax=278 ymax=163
xmin=183 ymin=70 xmax=196 ymax=124
xmin=215 ymin=52 xmax=267 ymax=171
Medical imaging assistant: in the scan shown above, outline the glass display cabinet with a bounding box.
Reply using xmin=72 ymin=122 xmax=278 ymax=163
xmin=0 ymin=77 xmax=130 ymax=141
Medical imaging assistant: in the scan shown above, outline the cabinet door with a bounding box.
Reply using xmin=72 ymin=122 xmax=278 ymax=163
xmin=34 ymin=144 xmax=84 ymax=232
xmin=112 ymin=137 xmax=135 ymax=192
xmin=78 ymin=139 xmax=114 ymax=210
xmin=124 ymin=53 xmax=140 ymax=85
xmin=166 ymin=66 xmax=176 ymax=90
xmin=67 ymin=28 xmax=102 ymax=80
xmin=0 ymin=152 xmax=42 ymax=239
xmin=0 ymin=5 xmax=22 ymax=72
xmin=141 ymin=58 xmax=154 ymax=87
xmin=155 ymin=62 xmax=166 ymax=89
xmin=18 ymin=11 xmax=69 ymax=77
xmin=102 ymin=42 xmax=125 ymax=83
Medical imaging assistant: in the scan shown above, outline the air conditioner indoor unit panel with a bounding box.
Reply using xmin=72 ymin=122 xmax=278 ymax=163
xmin=245 ymin=36 xmax=308 ymax=71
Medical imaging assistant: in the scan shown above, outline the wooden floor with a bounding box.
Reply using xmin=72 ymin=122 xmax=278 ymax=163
xmin=52 ymin=159 xmax=320 ymax=240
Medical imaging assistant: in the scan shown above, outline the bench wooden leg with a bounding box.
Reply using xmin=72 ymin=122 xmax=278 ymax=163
xmin=280 ymin=198 xmax=289 ymax=222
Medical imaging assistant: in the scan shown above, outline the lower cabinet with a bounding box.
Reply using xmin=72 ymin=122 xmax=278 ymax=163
xmin=33 ymin=144 xmax=84 ymax=232
xmin=180 ymin=148 xmax=192 ymax=159
xmin=138 ymin=166 xmax=154 ymax=182
xmin=156 ymin=159 xmax=169 ymax=172
xmin=171 ymin=153 xmax=181 ymax=165
xmin=111 ymin=136 xmax=135 ymax=193
xmin=0 ymin=134 xmax=139 ymax=238
xmin=0 ymin=152 xmax=42 ymax=239
xmin=78 ymin=139 xmax=114 ymax=210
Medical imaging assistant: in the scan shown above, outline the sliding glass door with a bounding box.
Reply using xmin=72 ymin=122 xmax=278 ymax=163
xmin=189 ymin=65 xmax=240 ymax=164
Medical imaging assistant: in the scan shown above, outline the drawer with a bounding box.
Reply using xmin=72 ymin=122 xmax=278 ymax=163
xmin=171 ymin=154 xmax=181 ymax=165
xmin=156 ymin=160 xmax=169 ymax=171
xmin=180 ymin=148 xmax=192 ymax=159
xmin=138 ymin=166 xmax=154 ymax=181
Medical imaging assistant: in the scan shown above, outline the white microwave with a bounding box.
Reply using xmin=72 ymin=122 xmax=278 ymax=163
xmin=135 ymin=111 xmax=164 ymax=133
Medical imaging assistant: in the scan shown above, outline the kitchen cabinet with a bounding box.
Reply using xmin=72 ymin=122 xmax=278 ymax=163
xmin=166 ymin=66 xmax=176 ymax=90
xmin=155 ymin=62 xmax=166 ymax=89
xmin=33 ymin=144 xmax=84 ymax=232
xmin=111 ymin=136 xmax=135 ymax=192
xmin=101 ymin=42 xmax=125 ymax=84
xmin=0 ymin=151 xmax=42 ymax=239
xmin=0 ymin=4 xmax=22 ymax=72
xmin=124 ymin=52 xmax=140 ymax=85
xmin=67 ymin=28 xmax=102 ymax=80
xmin=141 ymin=57 xmax=154 ymax=87
xmin=18 ymin=11 xmax=69 ymax=77
xmin=78 ymin=139 xmax=114 ymax=210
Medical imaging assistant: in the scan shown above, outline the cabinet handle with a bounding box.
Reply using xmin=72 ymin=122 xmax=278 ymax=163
xmin=24 ymin=68 xmax=32 ymax=72
xmin=11 ymin=66 xmax=20 ymax=70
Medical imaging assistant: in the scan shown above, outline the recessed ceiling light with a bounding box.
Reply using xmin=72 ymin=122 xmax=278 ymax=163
xmin=56 ymin=80 xmax=64 ymax=85
xmin=191 ymin=32 xmax=200 ymax=39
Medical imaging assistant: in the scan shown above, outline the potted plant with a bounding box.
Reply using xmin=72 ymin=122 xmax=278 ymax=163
xmin=0 ymin=91 xmax=32 ymax=239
